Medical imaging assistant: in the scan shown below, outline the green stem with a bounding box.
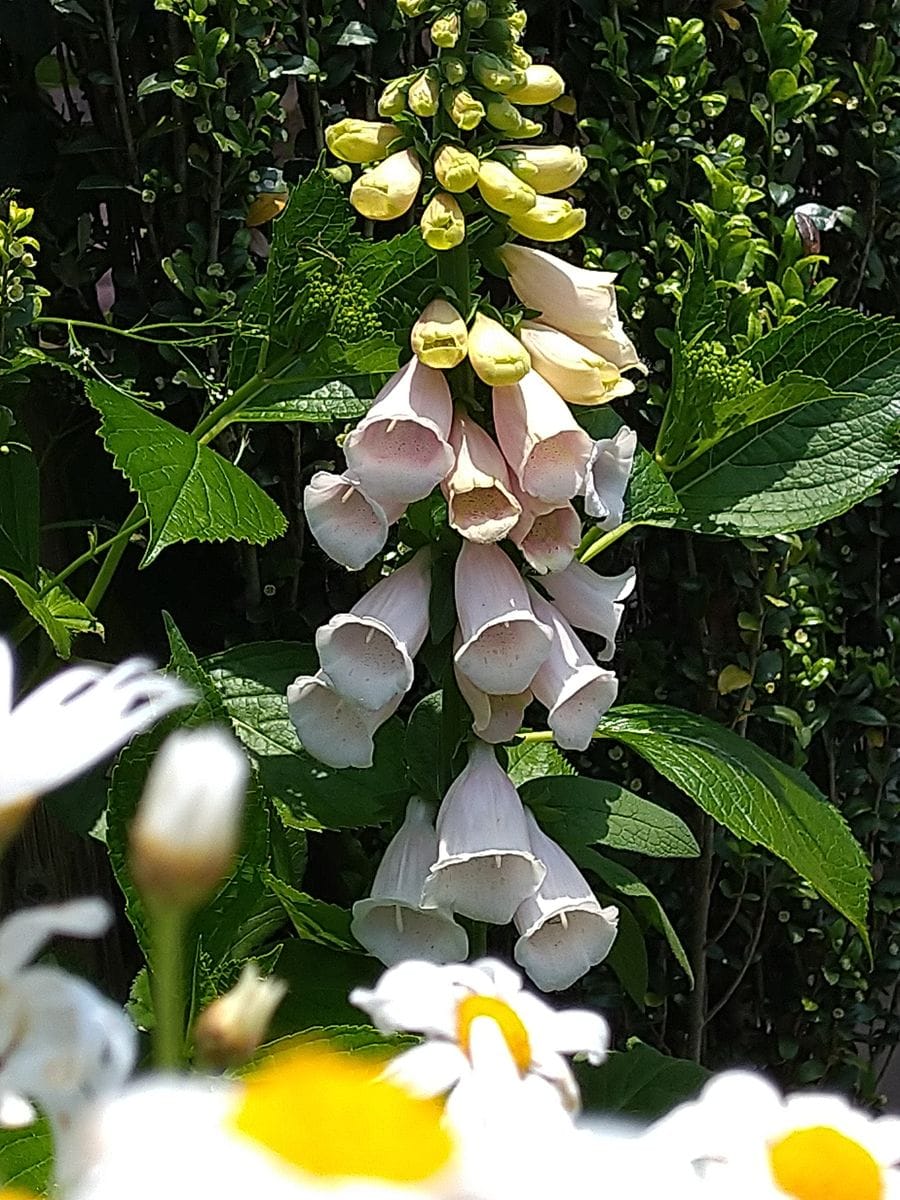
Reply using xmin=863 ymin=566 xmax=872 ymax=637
xmin=84 ymin=502 xmax=144 ymax=612
xmin=579 ymin=520 xmax=635 ymax=564
xmin=151 ymin=904 xmax=188 ymax=1069
xmin=468 ymin=920 xmax=488 ymax=959
xmin=192 ymin=351 xmax=295 ymax=443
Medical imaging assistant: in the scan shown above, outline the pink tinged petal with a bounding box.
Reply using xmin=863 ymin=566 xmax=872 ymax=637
xmin=422 ymin=740 xmax=546 ymax=925
xmin=583 ymin=427 xmax=637 ymax=529
xmin=443 ymin=411 xmax=522 ymax=544
xmin=453 ymin=542 xmax=552 ymax=695
xmin=0 ymin=899 xmax=112 ymax=978
xmin=285 ymin=672 xmax=398 ymax=769
xmin=528 ymin=589 xmax=618 ymax=752
xmin=453 ymin=645 xmax=531 ymax=744
xmin=510 ymin=492 xmax=581 ymax=575
xmin=303 ymin=471 xmax=404 ymax=571
xmin=315 ymin=548 xmax=431 ymax=711
xmin=514 ymin=810 xmax=619 ymax=993
xmin=343 ymin=358 xmax=454 ymax=508
xmin=380 ymin=1040 xmax=468 ymax=1100
xmin=542 ymin=560 xmax=636 ymax=660
xmin=94 ymin=268 xmax=116 ymax=319
xmin=499 ymin=244 xmax=620 ymax=341
xmin=351 ymin=798 xmax=468 ymax=966
xmin=493 ymin=371 xmax=592 ymax=505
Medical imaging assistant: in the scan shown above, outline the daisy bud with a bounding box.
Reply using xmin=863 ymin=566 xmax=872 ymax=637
xmin=130 ymin=727 xmax=248 ymax=909
xmin=476 ymin=159 xmax=537 ymax=217
xmin=195 ymin=963 xmax=287 ymax=1068
xmin=542 ymin=560 xmax=636 ymax=660
xmin=527 ymin=588 xmax=618 ymax=752
xmin=325 ymin=119 xmax=402 ymax=164
xmin=498 ymin=244 xmax=619 ymax=340
xmin=351 ymin=798 xmax=469 ymax=966
xmin=518 ymin=321 xmax=633 ymax=405
xmin=508 ymin=196 xmax=586 ymax=242
xmin=506 ymin=65 xmax=566 ymax=105
xmin=514 ymin=810 xmax=618 ymax=992
xmin=350 ymin=149 xmax=423 ymax=222
xmin=378 ymin=76 xmax=411 ymax=117
xmin=443 ymin=410 xmax=522 ymax=544
xmin=493 ymin=370 xmax=593 ymax=504
xmin=509 ymin=489 xmax=581 ymax=575
xmin=315 ymin=548 xmax=432 ymax=712
xmin=472 ymin=51 xmax=524 ymax=94
xmin=408 ymin=70 xmax=440 ymax=117
xmin=303 ymin=471 xmax=404 ymax=572
xmin=430 ymin=10 xmax=460 ymax=47
xmin=446 ymin=87 xmax=486 ymax=130
xmin=583 ymin=426 xmax=637 ymax=529
xmin=453 ymin=541 xmax=552 ymax=695
xmin=421 ymin=192 xmax=466 ymax=250
xmin=411 ymin=299 xmax=469 ymax=369
xmin=467 ymin=312 xmax=531 ymax=386
xmin=422 ymin=740 xmax=545 ymax=924
xmin=287 ymin=672 xmax=400 ymax=770
xmin=344 ymin=357 xmax=454 ymax=508
xmin=453 ymin=632 xmax=532 ymax=743
xmin=501 ymin=144 xmax=588 ymax=194
xmin=485 ymin=96 xmax=542 ymax=138
xmin=434 ymin=144 xmax=480 ymax=193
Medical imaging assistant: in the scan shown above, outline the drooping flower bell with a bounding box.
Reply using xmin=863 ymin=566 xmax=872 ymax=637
xmin=351 ymin=798 xmax=468 ymax=966
xmin=467 ymin=312 xmax=531 ymax=387
xmin=350 ymin=149 xmax=423 ymax=221
xmin=303 ymin=471 xmax=405 ymax=572
xmin=583 ymin=426 xmax=638 ymax=529
xmin=509 ymin=491 xmax=581 ymax=576
xmin=499 ymin=244 xmax=619 ymax=338
xmin=443 ymin=411 xmax=522 ymax=544
xmin=325 ymin=119 xmax=401 ymax=164
xmin=287 ymin=672 xmax=399 ymax=770
xmin=454 ymin=632 xmax=532 ymax=745
xmin=541 ymin=560 xmax=636 ymax=660
xmin=518 ymin=322 xmax=634 ymax=406
xmin=411 ymin=299 xmax=468 ymax=370
xmin=476 ymin=160 xmax=537 ymax=217
xmin=433 ymin=145 xmax=480 ymax=193
xmin=506 ymin=65 xmax=566 ymax=105
xmin=508 ymin=196 xmax=586 ymax=242
xmin=501 ymin=145 xmax=587 ymax=194
xmin=421 ymin=192 xmax=466 ymax=250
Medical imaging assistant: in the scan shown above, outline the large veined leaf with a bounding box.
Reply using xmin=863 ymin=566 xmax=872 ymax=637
xmin=506 ymin=740 xmax=575 ymax=787
xmin=577 ymin=1039 xmax=708 ymax=1119
xmin=263 ymin=871 xmax=356 ymax=951
xmin=0 ymin=1120 xmax=53 ymax=1192
xmin=596 ymin=704 xmax=871 ymax=944
xmin=87 ymin=381 xmax=286 ymax=565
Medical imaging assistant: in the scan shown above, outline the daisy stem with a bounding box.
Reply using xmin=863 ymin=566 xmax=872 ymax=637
xmin=151 ymin=903 xmax=188 ymax=1069
xmin=469 ymin=920 xmax=488 ymax=959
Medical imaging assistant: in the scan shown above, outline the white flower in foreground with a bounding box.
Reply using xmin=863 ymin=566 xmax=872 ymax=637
xmin=647 ymin=1069 xmax=900 ymax=1200
xmin=343 ymin=358 xmax=453 ymax=508
xmin=518 ymin=322 xmax=635 ymax=407
xmin=351 ymin=956 xmax=610 ymax=1113
xmin=493 ymin=371 xmax=593 ymax=505
xmin=195 ymin=963 xmax=288 ymax=1068
xmin=583 ymin=427 xmax=638 ymax=530
xmin=315 ymin=549 xmax=431 ymax=711
xmin=0 ymin=900 xmax=136 ymax=1179
xmin=443 ymin=411 xmax=521 ymax=544
xmin=0 ymin=644 xmax=190 ymax=844
xmin=528 ymin=589 xmax=619 ymax=752
xmin=287 ymin=672 xmax=399 ymax=769
xmin=422 ymin=740 xmax=545 ymax=925
xmin=514 ymin=810 xmax=618 ymax=993
xmin=509 ymin=489 xmax=581 ymax=575
xmin=68 ymin=1044 xmax=456 ymax=1200
xmin=453 ymin=634 xmax=531 ymax=745
xmin=352 ymin=798 xmax=468 ymax=967
xmin=542 ymin=560 xmax=636 ymax=662
xmin=453 ymin=541 xmax=552 ymax=696
xmin=303 ymin=471 xmax=405 ymax=572
xmin=130 ymin=726 xmax=248 ymax=908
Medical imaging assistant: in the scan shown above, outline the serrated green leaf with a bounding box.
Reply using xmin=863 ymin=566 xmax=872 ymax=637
xmin=259 ymin=1024 xmax=416 ymax=1064
xmin=87 ymin=381 xmax=286 ymax=565
xmin=576 ymin=1039 xmax=708 ymax=1119
xmin=0 ymin=569 xmax=100 ymax=658
xmin=507 ymin=740 xmax=575 ymax=787
xmin=522 ymin=775 xmax=700 ymax=859
xmin=0 ymin=1119 xmax=53 ymax=1193
xmin=596 ymin=704 xmax=871 ymax=944
xmin=268 ymin=941 xmax=381 ymax=1037
xmin=263 ymin=870 xmax=355 ymax=950
xmin=234 ymin=378 xmax=369 ymax=423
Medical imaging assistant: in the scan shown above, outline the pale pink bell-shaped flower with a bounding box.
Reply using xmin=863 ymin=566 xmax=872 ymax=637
xmin=453 ymin=632 xmax=532 ymax=744
xmin=442 ymin=411 xmax=522 ymax=544
xmin=514 ymin=810 xmax=619 ymax=992
xmin=315 ymin=548 xmax=431 ymax=711
xmin=343 ymin=358 xmax=454 ymax=508
xmin=528 ymin=589 xmax=618 ymax=752
xmin=498 ymin=244 xmax=620 ymax=340
xmin=542 ymin=560 xmax=636 ymax=662
xmin=423 ymin=740 xmax=546 ymax=925
xmin=453 ymin=542 xmax=552 ymax=695
xmin=583 ymin=427 xmax=637 ymax=529
xmin=351 ymin=798 xmax=469 ymax=966
xmin=303 ymin=471 xmax=405 ymax=572
xmin=509 ymin=487 xmax=581 ymax=576
xmin=286 ymin=672 xmax=399 ymax=769
xmin=493 ymin=372 xmax=592 ymax=505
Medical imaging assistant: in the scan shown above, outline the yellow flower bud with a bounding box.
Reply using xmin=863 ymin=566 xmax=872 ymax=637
xmin=431 ymin=10 xmax=460 ymax=46
xmin=378 ymin=77 xmax=410 ymax=117
xmin=467 ymin=312 xmax=531 ymax=386
xmin=472 ymin=51 xmax=524 ymax=94
xmin=508 ymin=195 xmax=586 ymax=242
xmin=397 ymin=0 xmax=431 ymax=14
xmin=421 ymin=192 xmax=466 ymax=250
xmin=434 ymin=144 xmax=480 ymax=192
xmin=325 ymin=119 xmax=402 ymax=164
xmin=408 ymin=69 xmax=440 ymax=117
xmin=477 ymin=159 xmax=537 ymax=216
xmin=464 ymin=0 xmax=487 ymax=27
xmin=411 ymin=299 xmax=469 ymax=368
xmin=446 ymin=87 xmax=485 ymax=130
xmin=506 ymin=65 xmax=566 ymax=105
xmin=485 ymin=96 xmax=542 ymax=138
xmin=350 ymin=149 xmax=423 ymax=221
xmin=509 ymin=8 xmax=527 ymax=34
xmin=441 ymin=55 xmax=467 ymax=84
xmin=502 ymin=144 xmax=588 ymax=194
xmin=508 ymin=45 xmax=532 ymax=70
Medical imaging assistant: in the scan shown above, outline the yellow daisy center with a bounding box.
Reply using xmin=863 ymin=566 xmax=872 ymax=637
xmin=455 ymin=994 xmax=532 ymax=1073
xmin=231 ymin=1045 xmax=453 ymax=1183
xmin=768 ymin=1125 xmax=884 ymax=1200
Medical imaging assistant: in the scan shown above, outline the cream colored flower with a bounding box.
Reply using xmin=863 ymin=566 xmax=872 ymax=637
xmin=433 ymin=145 xmax=480 ymax=193
xmin=506 ymin=65 xmax=565 ymax=105
xmin=411 ymin=300 xmax=468 ymax=369
xmin=501 ymin=145 xmax=588 ymax=194
xmin=443 ymin=411 xmax=522 ymax=544
xmin=421 ymin=192 xmax=466 ymax=250
xmin=477 ymin=159 xmax=537 ymax=217
xmin=195 ymin=963 xmax=288 ymax=1068
xmin=467 ymin=312 xmax=531 ymax=386
xmin=350 ymin=149 xmax=423 ymax=221
xmin=508 ymin=197 xmax=586 ymax=242
xmin=518 ymin=321 xmax=633 ymax=405
xmin=325 ymin=120 xmax=401 ymax=164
